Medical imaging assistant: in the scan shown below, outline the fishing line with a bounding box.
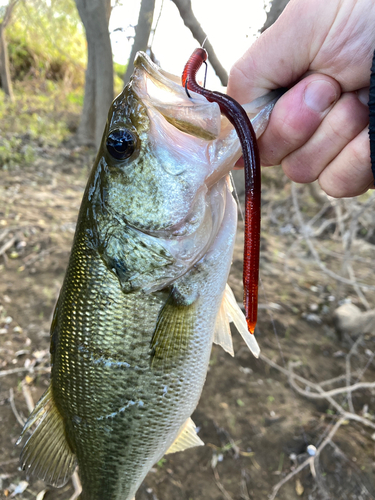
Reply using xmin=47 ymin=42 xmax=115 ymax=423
xmin=201 ymin=36 xmax=208 ymax=49
xmin=229 ymin=172 xmax=244 ymax=222
xmin=149 ymin=0 xmax=164 ymax=50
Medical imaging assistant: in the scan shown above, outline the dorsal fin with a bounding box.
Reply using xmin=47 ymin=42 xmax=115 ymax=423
xmin=16 ymin=384 xmax=77 ymax=487
xmin=214 ymin=284 xmax=260 ymax=358
xmin=165 ymin=417 xmax=204 ymax=454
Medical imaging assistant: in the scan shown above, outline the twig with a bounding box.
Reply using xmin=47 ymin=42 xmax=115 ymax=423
xmin=240 ymin=469 xmax=252 ymax=500
xmin=338 ymin=196 xmax=372 ymax=308
xmin=0 ymin=235 xmax=16 ymax=257
xmin=291 ymin=183 xmax=375 ymax=291
xmin=312 ymin=244 xmax=373 ymax=264
xmin=9 ymin=388 xmax=25 ymax=427
xmin=212 ymin=421 xmax=240 ymax=459
xmin=291 ymin=379 xmax=375 ymax=399
xmin=0 ymin=458 xmax=19 ymax=467
xmin=0 ymin=365 xmax=50 ymax=378
xmin=0 ymin=0 xmax=19 ymax=28
xmin=68 ymin=470 xmax=82 ymax=500
xmin=347 ymin=263 xmax=370 ymax=310
xmin=23 ymin=245 xmax=59 ymax=267
xmin=268 ymin=418 xmax=345 ymax=500
xmin=345 ymin=334 xmax=364 ymax=414
xmin=328 ymin=440 xmax=375 ymax=499
xmin=259 ymin=354 xmax=375 ymax=430
xmin=287 ymin=361 xmax=375 ymax=430
xmin=354 ymin=349 xmax=375 ymax=386
xmin=22 ymin=381 xmax=35 ymax=413
xmin=0 ymin=227 xmax=11 ymax=244
xmin=320 ymin=373 xmax=356 ymax=387
xmin=212 ymin=465 xmax=234 ymax=500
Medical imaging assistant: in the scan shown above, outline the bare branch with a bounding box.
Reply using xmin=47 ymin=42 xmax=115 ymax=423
xmin=261 ymin=0 xmax=290 ymax=33
xmin=0 ymin=0 xmax=19 ymax=28
xmin=21 ymin=381 xmax=35 ymax=414
xmin=212 ymin=464 xmax=234 ymax=500
xmin=171 ymin=0 xmax=228 ymax=86
xmin=123 ymin=0 xmax=156 ymax=85
xmin=291 ymin=183 xmax=375 ymax=291
xmin=68 ymin=470 xmax=82 ymax=500
xmin=269 ymin=418 xmax=346 ymax=500
xmin=0 ymin=365 xmax=50 ymax=378
xmin=346 ymin=334 xmax=364 ymax=414
xmin=259 ymin=354 xmax=375 ymax=430
xmin=9 ymin=388 xmax=25 ymax=427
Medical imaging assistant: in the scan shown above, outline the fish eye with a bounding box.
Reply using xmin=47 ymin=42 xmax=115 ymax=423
xmin=106 ymin=129 xmax=136 ymax=160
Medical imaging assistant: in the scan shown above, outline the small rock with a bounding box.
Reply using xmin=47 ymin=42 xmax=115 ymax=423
xmin=10 ymin=480 xmax=28 ymax=497
xmin=307 ymin=444 xmax=316 ymax=456
xmin=333 ymin=350 xmax=345 ymax=358
xmin=239 ymin=366 xmax=253 ymax=375
xmin=304 ymin=313 xmax=322 ymax=324
xmin=334 ymin=303 xmax=375 ymax=335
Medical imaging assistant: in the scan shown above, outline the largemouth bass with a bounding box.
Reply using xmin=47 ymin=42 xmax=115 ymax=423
xmin=17 ymin=52 xmax=278 ymax=500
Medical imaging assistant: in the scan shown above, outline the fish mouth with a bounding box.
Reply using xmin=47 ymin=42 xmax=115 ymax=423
xmin=131 ymin=52 xmax=283 ymax=188
xmin=130 ymin=52 xmax=241 ymax=210
xmin=132 ymin=52 xmax=222 ymax=142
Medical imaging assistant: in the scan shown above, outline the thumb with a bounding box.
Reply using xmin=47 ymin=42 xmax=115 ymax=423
xmin=257 ymin=74 xmax=341 ymax=167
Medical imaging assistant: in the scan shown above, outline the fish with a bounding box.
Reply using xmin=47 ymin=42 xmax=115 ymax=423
xmin=17 ymin=52 xmax=279 ymax=500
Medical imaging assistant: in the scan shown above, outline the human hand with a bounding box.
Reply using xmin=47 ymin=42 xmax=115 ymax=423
xmin=227 ymin=0 xmax=375 ymax=197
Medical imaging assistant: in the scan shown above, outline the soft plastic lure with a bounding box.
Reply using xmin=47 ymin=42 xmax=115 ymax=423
xmin=182 ymin=48 xmax=260 ymax=334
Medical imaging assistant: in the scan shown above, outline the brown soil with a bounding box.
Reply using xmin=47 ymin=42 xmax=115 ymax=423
xmin=1 ymin=149 xmax=375 ymax=500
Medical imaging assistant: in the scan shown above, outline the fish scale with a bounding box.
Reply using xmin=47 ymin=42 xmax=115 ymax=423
xmin=51 ymin=204 xmax=230 ymax=499
xmin=16 ymin=51 xmax=274 ymax=499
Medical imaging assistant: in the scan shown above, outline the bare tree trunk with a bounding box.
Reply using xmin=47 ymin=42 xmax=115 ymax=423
xmin=123 ymin=0 xmax=155 ymax=86
xmin=261 ymin=0 xmax=290 ymax=33
xmin=0 ymin=0 xmax=18 ymax=101
xmin=75 ymin=0 xmax=113 ymax=148
xmin=171 ymin=0 xmax=228 ymax=86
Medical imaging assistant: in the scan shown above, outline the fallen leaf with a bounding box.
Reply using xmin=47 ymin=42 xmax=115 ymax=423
xmin=295 ymin=478 xmax=304 ymax=496
xmin=36 ymin=490 xmax=47 ymax=500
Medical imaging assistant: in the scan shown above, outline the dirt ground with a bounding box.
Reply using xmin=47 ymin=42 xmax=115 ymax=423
xmin=1 ymin=145 xmax=375 ymax=500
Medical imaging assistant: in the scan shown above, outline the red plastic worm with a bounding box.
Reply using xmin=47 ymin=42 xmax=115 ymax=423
xmin=182 ymin=48 xmax=260 ymax=334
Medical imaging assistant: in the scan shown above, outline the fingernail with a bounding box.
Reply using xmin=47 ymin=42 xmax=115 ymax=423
xmin=357 ymin=87 xmax=369 ymax=106
xmin=304 ymin=80 xmax=338 ymax=113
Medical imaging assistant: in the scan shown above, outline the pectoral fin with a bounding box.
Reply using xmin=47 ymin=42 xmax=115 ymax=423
xmin=150 ymin=291 xmax=196 ymax=370
xmin=166 ymin=417 xmax=204 ymax=454
xmin=16 ymin=384 xmax=76 ymax=487
xmin=214 ymin=284 xmax=260 ymax=358
xmin=213 ymin=295 xmax=234 ymax=356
